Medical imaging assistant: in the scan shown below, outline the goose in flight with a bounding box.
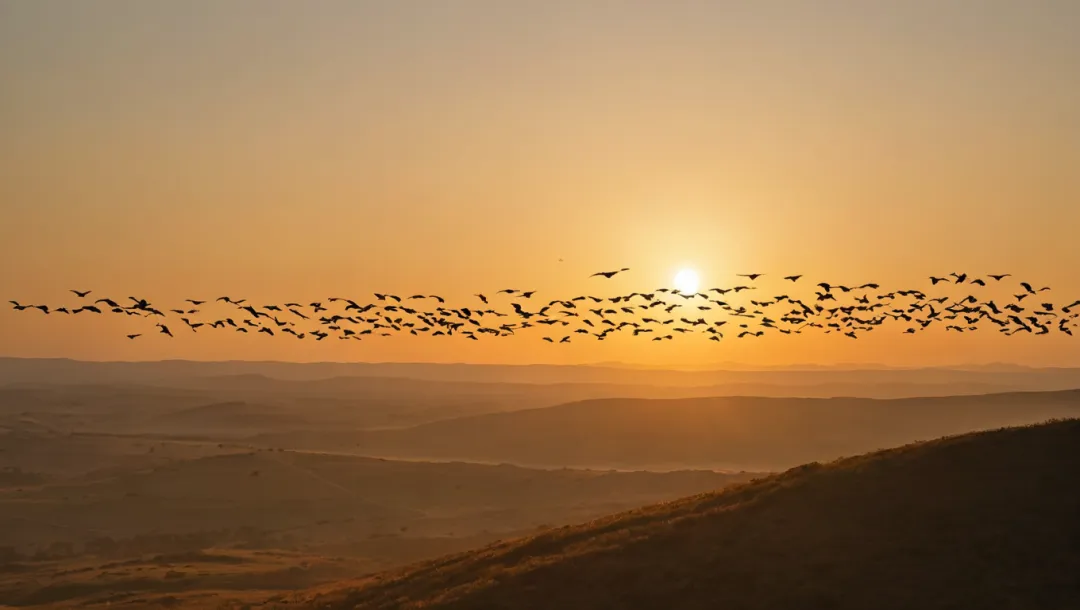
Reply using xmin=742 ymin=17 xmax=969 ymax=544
xmin=590 ymin=268 xmax=630 ymax=279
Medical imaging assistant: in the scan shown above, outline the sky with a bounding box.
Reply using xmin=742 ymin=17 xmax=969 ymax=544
xmin=1 ymin=1 xmax=1078 ymax=367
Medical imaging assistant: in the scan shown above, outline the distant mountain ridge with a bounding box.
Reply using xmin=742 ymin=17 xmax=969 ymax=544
xmin=258 ymin=389 xmax=1080 ymax=471
xmin=3 ymin=357 xmax=1080 ymax=389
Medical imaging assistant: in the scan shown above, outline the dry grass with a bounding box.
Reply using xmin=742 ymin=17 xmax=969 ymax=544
xmin=291 ymin=418 xmax=1080 ymax=610
xmin=0 ymin=548 xmax=365 ymax=608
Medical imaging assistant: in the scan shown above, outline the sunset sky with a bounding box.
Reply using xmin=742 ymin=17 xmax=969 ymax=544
xmin=1 ymin=1 xmax=1078 ymax=367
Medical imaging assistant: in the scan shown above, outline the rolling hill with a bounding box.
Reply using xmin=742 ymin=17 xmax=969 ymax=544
xmin=0 ymin=442 xmax=756 ymax=554
xmin=293 ymin=418 xmax=1080 ymax=610
xmin=262 ymin=389 xmax=1080 ymax=471
xmin=10 ymin=374 xmax=1071 ymax=442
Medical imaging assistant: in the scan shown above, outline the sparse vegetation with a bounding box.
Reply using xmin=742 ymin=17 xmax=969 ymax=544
xmin=295 ymin=419 xmax=1080 ymax=610
xmin=2 ymin=362 xmax=1078 ymax=607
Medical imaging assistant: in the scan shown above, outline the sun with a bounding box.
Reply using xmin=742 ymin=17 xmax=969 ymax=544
xmin=673 ymin=269 xmax=700 ymax=295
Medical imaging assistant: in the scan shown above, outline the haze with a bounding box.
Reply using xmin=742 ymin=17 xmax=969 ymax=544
xmin=1 ymin=3 xmax=1079 ymax=608
xmin=2 ymin=1 xmax=1079 ymax=366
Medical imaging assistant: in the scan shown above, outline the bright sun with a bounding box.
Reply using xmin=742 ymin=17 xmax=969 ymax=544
xmin=673 ymin=269 xmax=700 ymax=295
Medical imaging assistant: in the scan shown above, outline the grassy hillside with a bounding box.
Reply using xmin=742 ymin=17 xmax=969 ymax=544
xmin=271 ymin=390 xmax=1080 ymax=471
xmin=294 ymin=418 xmax=1080 ymax=610
xmin=0 ymin=436 xmax=755 ymax=556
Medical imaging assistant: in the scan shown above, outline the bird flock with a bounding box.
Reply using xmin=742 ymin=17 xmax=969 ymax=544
xmin=8 ymin=271 xmax=1079 ymax=344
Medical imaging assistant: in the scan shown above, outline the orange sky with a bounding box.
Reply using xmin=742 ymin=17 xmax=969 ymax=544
xmin=1 ymin=2 xmax=1078 ymax=367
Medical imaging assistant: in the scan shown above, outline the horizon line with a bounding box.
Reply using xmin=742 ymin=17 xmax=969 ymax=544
xmin=0 ymin=355 xmax=1075 ymax=371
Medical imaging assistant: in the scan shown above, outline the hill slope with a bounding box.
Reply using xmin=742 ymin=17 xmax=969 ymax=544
xmin=0 ymin=441 xmax=756 ymax=553
xmin=271 ymin=390 xmax=1080 ymax=471
xmin=295 ymin=418 xmax=1080 ymax=610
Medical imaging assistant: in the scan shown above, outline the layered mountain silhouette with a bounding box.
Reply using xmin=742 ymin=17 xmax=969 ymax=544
xmin=295 ymin=418 xmax=1080 ymax=610
xmin=262 ymin=390 xmax=1080 ymax=471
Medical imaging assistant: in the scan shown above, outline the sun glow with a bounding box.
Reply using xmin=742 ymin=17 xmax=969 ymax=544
xmin=673 ymin=269 xmax=700 ymax=295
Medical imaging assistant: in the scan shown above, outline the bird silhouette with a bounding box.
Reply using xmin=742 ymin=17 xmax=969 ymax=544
xmin=17 ymin=270 xmax=1076 ymax=348
xmin=70 ymin=290 xmax=91 ymax=298
xmin=590 ymin=268 xmax=630 ymax=279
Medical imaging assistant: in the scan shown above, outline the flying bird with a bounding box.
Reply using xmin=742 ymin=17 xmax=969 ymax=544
xmin=590 ymin=268 xmax=630 ymax=279
xmin=18 ymin=271 xmax=1075 ymax=348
